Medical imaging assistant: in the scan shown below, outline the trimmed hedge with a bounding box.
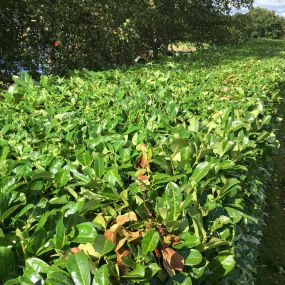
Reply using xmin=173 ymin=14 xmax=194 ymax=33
xmin=0 ymin=39 xmax=285 ymax=285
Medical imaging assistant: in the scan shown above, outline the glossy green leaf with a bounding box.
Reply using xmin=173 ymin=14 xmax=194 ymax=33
xmin=92 ymin=265 xmax=109 ymax=285
xmin=0 ymin=39 xmax=284 ymax=285
xmin=123 ymin=264 xmax=145 ymax=278
xmin=66 ymin=251 xmax=91 ymax=285
xmin=104 ymin=169 xmax=123 ymax=187
xmin=93 ymin=235 xmax=115 ymax=256
xmin=55 ymin=218 xmax=66 ymax=250
xmin=164 ymin=182 xmax=183 ymax=221
xmin=72 ymin=223 xmax=97 ymax=243
xmin=77 ymin=151 xmax=93 ymax=166
xmin=208 ymin=251 xmax=236 ymax=278
xmin=191 ymin=162 xmax=211 ymax=184
xmin=55 ymin=169 xmax=70 ymax=187
xmin=94 ymin=157 xmax=105 ymax=178
xmin=25 ymin=258 xmax=50 ymax=273
xmin=47 ymin=271 xmax=73 ymax=285
xmin=142 ymin=230 xmax=160 ymax=255
xmin=185 ymin=249 xmax=203 ymax=266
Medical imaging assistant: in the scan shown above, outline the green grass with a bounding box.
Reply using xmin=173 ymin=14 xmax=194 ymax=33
xmin=0 ymin=39 xmax=285 ymax=285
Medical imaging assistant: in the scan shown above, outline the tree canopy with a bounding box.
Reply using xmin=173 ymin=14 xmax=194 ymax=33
xmin=0 ymin=0 xmax=254 ymax=81
xmin=245 ymin=8 xmax=285 ymax=39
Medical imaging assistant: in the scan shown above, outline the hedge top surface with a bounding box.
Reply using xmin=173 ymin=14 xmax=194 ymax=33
xmin=0 ymin=39 xmax=285 ymax=285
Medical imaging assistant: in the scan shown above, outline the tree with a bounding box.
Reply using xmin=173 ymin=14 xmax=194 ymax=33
xmin=244 ymin=8 xmax=285 ymax=39
xmin=0 ymin=0 xmax=254 ymax=81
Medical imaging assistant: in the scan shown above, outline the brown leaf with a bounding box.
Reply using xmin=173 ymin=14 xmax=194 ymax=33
xmin=163 ymin=257 xmax=175 ymax=277
xmin=161 ymin=247 xmax=185 ymax=272
xmin=141 ymin=144 xmax=148 ymax=152
xmin=167 ymin=234 xmax=174 ymax=241
xmin=139 ymin=153 xmax=149 ymax=168
xmin=154 ymin=248 xmax=161 ymax=259
xmin=104 ymin=230 xmax=117 ymax=244
xmin=79 ymin=243 xmax=98 ymax=258
xmin=122 ymin=229 xmax=142 ymax=242
xmin=116 ymin=215 xmax=129 ymax=226
xmin=117 ymin=248 xmax=131 ymax=266
xmin=137 ymin=143 xmax=147 ymax=152
xmin=127 ymin=231 xmax=141 ymax=240
xmin=116 ymin=248 xmax=131 ymax=275
xmin=164 ymin=234 xmax=174 ymax=245
xmin=116 ymin=212 xmax=138 ymax=226
xmin=164 ymin=234 xmax=181 ymax=245
xmin=158 ymin=226 xmax=166 ymax=237
xmin=70 ymin=247 xmax=81 ymax=253
xmin=221 ymin=86 xmax=229 ymax=93
xmin=104 ymin=224 xmax=122 ymax=244
xmin=137 ymin=174 xmax=149 ymax=182
xmin=173 ymin=236 xmax=182 ymax=245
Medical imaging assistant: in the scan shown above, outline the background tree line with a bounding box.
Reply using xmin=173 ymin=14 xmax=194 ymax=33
xmin=1 ymin=0 xmax=284 ymax=83
xmin=232 ymin=8 xmax=285 ymax=42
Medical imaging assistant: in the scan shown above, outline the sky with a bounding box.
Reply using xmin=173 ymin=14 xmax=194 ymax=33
xmin=234 ymin=0 xmax=285 ymax=17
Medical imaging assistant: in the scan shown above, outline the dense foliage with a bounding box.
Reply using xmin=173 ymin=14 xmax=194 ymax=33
xmin=0 ymin=0 xmax=253 ymax=81
xmin=233 ymin=8 xmax=285 ymax=40
xmin=0 ymin=39 xmax=285 ymax=285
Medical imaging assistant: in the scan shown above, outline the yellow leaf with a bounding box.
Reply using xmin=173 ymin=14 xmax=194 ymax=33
xmin=115 ymin=237 xmax=128 ymax=251
xmin=79 ymin=243 xmax=100 ymax=259
xmin=93 ymin=213 xmax=106 ymax=229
